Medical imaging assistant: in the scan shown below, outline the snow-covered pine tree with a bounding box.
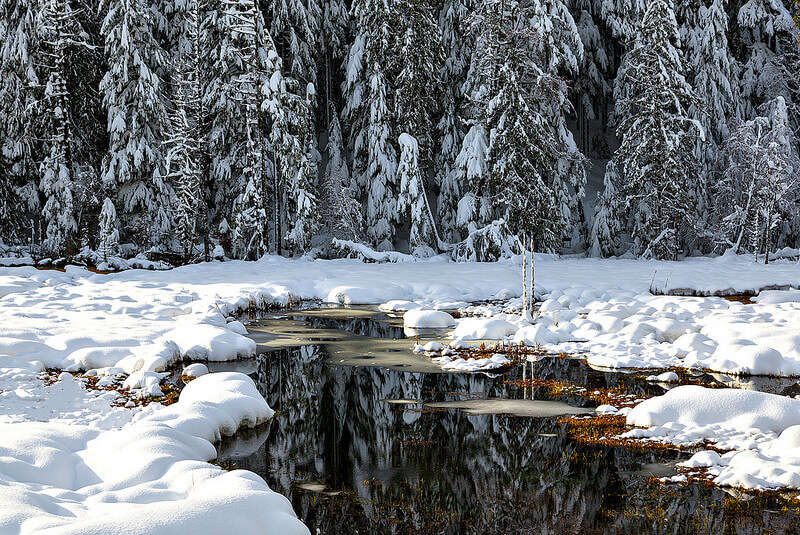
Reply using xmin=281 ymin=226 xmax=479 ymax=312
xmin=393 ymin=0 xmax=442 ymax=167
xmin=464 ymin=0 xmax=584 ymax=249
xmin=454 ymin=124 xmax=491 ymax=236
xmin=100 ymin=0 xmax=173 ymax=251
xmin=613 ymin=0 xmax=703 ymax=259
xmin=737 ymin=0 xmax=795 ymax=117
xmin=97 ymin=196 xmax=119 ymax=261
xmin=589 ymin=160 xmax=622 ymax=257
xmin=36 ymin=0 xmax=91 ymax=256
xmin=165 ymin=62 xmax=201 ymax=261
xmin=436 ymin=0 xmax=472 ymax=242
xmin=268 ymin=0 xmax=321 ymax=86
xmin=0 ymin=158 xmax=22 ymax=245
xmin=572 ymin=2 xmax=610 ymax=156
xmin=600 ymin=0 xmax=646 ymax=39
xmin=392 ymin=0 xmax=442 ymax=252
xmin=223 ymin=0 xmax=281 ymax=260
xmin=486 ymin=62 xmax=564 ymax=253
xmin=167 ymin=0 xmax=207 ymax=260
xmin=343 ymin=0 xmax=399 ymax=250
xmin=532 ymin=0 xmax=588 ymax=246
xmin=397 ymin=133 xmax=437 ymax=255
xmin=0 ymin=0 xmax=40 ymax=242
xmin=276 ymin=81 xmax=319 ymax=255
xmin=319 ymin=0 xmax=348 ymax=123
xmin=687 ymin=0 xmax=742 ymax=244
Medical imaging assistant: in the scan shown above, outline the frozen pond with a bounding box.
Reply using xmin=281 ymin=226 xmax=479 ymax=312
xmin=210 ymin=308 xmax=800 ymax=534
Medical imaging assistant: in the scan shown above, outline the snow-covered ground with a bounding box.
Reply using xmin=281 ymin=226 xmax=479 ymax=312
xmin=624 ymin=386 xmax=800 ymax=490
xmin=2 ymin=252 xmax=800 ymax=529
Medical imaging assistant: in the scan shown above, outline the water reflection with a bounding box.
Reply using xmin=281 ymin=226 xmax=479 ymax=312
xmin=217 ymin=344 xmax=800 ymax=534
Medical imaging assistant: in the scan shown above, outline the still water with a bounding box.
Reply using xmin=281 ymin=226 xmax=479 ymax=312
xmin=212 ymin=308 xmax=800 ymax=534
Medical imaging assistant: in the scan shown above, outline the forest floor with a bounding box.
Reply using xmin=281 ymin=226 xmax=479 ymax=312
xmin=1 ymin=253 xmax=800 ymax=532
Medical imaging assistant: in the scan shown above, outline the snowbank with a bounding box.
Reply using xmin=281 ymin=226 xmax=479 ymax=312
xmin=623 ymin=386 xmax=800 ymax=490
xmin=0 ymin=373 xmax=307 ymax=534
xmin=403 ymin=309 xmax=455 ymax=328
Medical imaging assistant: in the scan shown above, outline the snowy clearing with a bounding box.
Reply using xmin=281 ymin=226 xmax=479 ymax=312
xmin=3 ymin=252 xmax=800 ymax=527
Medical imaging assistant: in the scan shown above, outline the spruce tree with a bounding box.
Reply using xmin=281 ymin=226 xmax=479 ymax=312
xmin=613 ymin=0 xmax=702 ymax=259
xmin=397 ymin=133 xmax=436 ymax=255
xmin=100 ymin=0 xmax=173 ymax=250
xmin=343 ymin=0 xmax=399 ymax=250
xmin=589 ymin=160 xmax=622 ymax=257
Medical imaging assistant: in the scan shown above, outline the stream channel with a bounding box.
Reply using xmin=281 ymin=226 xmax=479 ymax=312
xmin=205 ymin=306 xmax=800 ymax=534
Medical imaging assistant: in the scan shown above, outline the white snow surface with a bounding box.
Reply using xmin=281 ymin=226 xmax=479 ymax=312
xmin=0 ymin=372 xmax=308 ymax=534
xmin=624 ymin=386 xmax=800 ymax=490
xmin=403 ymin=309 xmax=455 ymax=328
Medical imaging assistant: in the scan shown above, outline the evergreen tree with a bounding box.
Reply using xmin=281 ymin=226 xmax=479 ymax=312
xmin=600 ymin=0 xmax=646 ymax=39
xmin=397 ymin=133 xmax=436 ymax=255
xmin=695 ymin=0 xmax=741 ymax=145
xmin=715 ymin=96 xmax=799 ymax=260
xmin=486 ymin=63 xmax=564 ymax=252
xmin=320 ymin=110 xmax=361 ymax=241
xmin=464 ymin=0 xmax=583 ymax=249
xmin=573 ymin=3 xmax=610 ymax=156
xmin=0 ymin=0 xmax=40 ymax=240
xmin=454 ymin=124 xmax=493 ymax=241
xmin=589 ymin=160 xmax=622 ymax=257
xmin=97 ymin=196 xmax=119 ymax=261
xmin=37 ymin=0 xmax=91 ymax=255
xmin=393 ymin=0 xmax=442 ymax=166
xmin=436 ymin=0 xmax=472 ymax=242
xmin=689 ymin=0 xmax=742 ymax=242
xmin=222 ymin=0 xmax=282 ymax=259
xmin=100 ymin=0 xmax=173 ymax=249
xmin=737 ymin=0 xmax=795 ymax=116
xmin=268 ymin=0 xmax=321 ymax=86
xmin=320 ymin=0 xmax=348 ymax=107
xmin=613 ymin=0 xmax=702 ymax=259
xmin=344 ymin=0 xmax=399 ymax=250
xmin=276 ymin=81 xmax=319 ymax=255
xmin=166 ymin=0 xmax=206 ymax=260
xmin=165 ymin=66 xmax=201 ymax=260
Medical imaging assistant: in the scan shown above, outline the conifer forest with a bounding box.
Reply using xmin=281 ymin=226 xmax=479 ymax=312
xmin=1 ymin=0 xmax=799 ymax=263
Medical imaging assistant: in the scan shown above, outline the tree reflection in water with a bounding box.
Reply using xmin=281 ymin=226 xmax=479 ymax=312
xmin=217 ymin=328 xmax=800 ymax=534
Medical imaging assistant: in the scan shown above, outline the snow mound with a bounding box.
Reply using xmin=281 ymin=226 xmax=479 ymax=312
xmin=182 ymin=363 xmax=209 ymax=377
xmin=0 ymin=372 xmax=306 ymax=534
xmin=451 ymin=317 xmax=518 ymax=340
xmin=626 ymin=385 xmax=800 ymax=433
xmin=626 ymin=386 xmax=800 ymax=490
xmin=646 ymin=371 xmax=679 ymax=383
xmin=403 ymin=309 xmax=455 ymax=329
xmin=165 ymin=324 xmax=256 ymax=361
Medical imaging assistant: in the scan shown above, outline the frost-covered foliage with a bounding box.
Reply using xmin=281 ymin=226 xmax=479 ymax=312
xmin=97 ymin=197 xmax=119 ymax=261
xmin=397 ymin=133 xmax=436 ymax=256
xmin=613 ymin=0 xmax=702 ymax=260
xmin=2 ymin=0 xmax=800 ymax=261
xmin=101 ymin=0 xmax=173 ymax=250
xmin=715 ymin=97 xmax=800 ymax=261
xmin=590 ymin=160 xmax=622 ymax=257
